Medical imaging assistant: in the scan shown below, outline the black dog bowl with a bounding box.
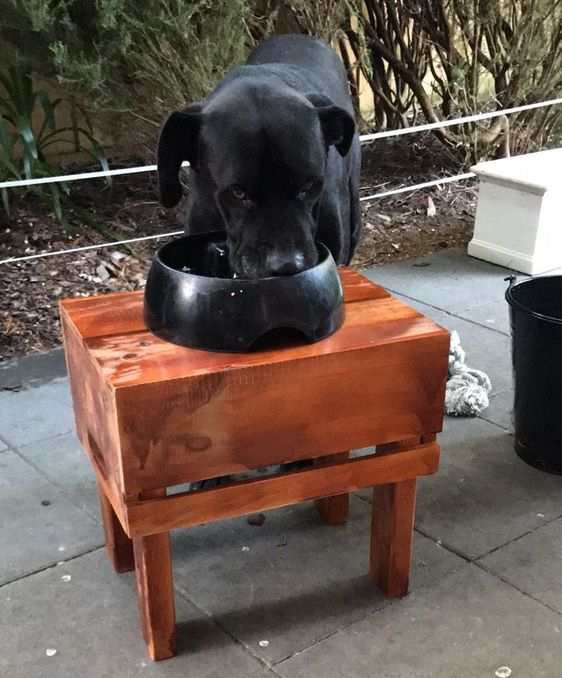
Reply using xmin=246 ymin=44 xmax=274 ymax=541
xmin=143 ymin=232 xmax=344 ymax=352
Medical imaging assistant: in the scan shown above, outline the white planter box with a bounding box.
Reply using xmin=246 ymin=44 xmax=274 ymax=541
xmin=468 ymin=148 xmax=562 ymax=274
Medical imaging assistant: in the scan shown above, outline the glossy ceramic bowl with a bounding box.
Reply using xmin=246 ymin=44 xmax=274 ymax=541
xmin=143 ymin=232 xmax=344 ymax=352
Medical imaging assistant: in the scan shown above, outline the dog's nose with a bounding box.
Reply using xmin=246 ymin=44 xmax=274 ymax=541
xmin=265 ymin=252 xmax=306 ymax=276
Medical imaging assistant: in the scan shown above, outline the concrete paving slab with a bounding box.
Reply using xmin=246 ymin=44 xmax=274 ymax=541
xmin=0 ymin=347 xmax=66 ymax=391
xmin=415 ymin=417 xmax=562 ymax=559
xmin=17 ymin=432 xmax=100 ymax=520
xmin=457 ymin=298 xmax=511 ymax=335
xmin=482 ymin=389 xmax=514 ymax=431
xmin=0 ymin=438 xmax=7 ymax=452
xmin=0 ymin=550 xmax=262 ymax=678
xmin=0 ymin=377 xmax=74 ymax=448
xmin=172 ymin=496 xmax=465 ymax=664
xmin=363 ymin=248 xmax=514 ymax=316
xmin=274 ymin=564 xmax=562 ymax=678
xmin=479 ymin=517 xmax=562 ymax=614
xmin=0 ymin=451 xmax=102 ymax=585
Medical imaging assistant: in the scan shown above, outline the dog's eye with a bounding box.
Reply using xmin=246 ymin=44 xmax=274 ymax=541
xmin=298 ymin=181 xmax=314 ymax=200
xmin=231 ymin=187 xmax=247 ymax=201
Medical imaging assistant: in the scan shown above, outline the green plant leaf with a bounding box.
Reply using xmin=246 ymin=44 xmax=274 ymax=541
xmin=1 ymin=187 xmax=10 ymax=216
xmin=87 ymin=138 xmax=112 ymax=187
xmin=35 ymin=91 xmax=60 ymax=141
xmin=22 ymin=151 xmax=33 ymax=180
xmin=16 ymin=118 xmax=39 ymax=161
xmin=0 ymin=116 xmax=22 ymax=179
xmin=47 ymin=183 xmax=74 ymax=234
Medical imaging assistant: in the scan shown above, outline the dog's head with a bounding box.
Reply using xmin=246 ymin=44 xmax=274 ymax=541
xmin=157 ymin=83 xmax=354 ymax=278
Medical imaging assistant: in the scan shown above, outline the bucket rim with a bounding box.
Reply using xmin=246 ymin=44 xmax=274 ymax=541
xmin=505 ymin=275 xmax=562 ymax=325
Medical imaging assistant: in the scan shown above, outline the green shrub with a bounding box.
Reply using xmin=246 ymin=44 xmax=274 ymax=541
xmin=1 ymin=1 xmax=275 ymax=141
xmin=0 ymin=64 xmax=110 ymax=233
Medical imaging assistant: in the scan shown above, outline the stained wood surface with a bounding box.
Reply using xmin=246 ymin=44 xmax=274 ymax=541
xmin=369 ymin=478 xmax=417 ymax=598
xmin=59 ymin=268 xmax=389 ymax=342
xmin=98 ymin=481 xmax=134 ymax=573
xmin=314 ymin=452 xmax=350 ymax=525
xmin=61 ymin=268 xmax=449 ymax=495
xmin=133 ymin=489 xmax=176 ymax=661
xmin=123 ymin=442 xmax=439 ymax=537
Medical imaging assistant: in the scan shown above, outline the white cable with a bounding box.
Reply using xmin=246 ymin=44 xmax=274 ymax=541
xmin=359 ymin=98 xmax=562 ymax=142
xmin=0 ymin=98 xmax=559 ymax=190
xmin=359 ymin=172 xmax=475 ymax=201
xmin=0 ymin=172 xmax=475 ymax=265
xmin=0 ymin=161 xmax=188 ymax=189
xmin=0 ymin=230 xmax=183 ymax=265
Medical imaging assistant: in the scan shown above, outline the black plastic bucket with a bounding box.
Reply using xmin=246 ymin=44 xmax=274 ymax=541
xmin=506 ymin=275 xmax=562 ymax=474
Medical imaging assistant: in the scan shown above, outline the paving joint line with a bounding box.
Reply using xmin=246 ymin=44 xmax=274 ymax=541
xmin=173 ymin=579 xmax=274 ymax=671
xmin=474 ymin=512 xmax=562 ymax=561
xmin=478 ymin=414 xmax=511 ymax=431
xmin=0 ymin=433 xmax=12 ymax=451
xmin=473 ymin=559 xmax=562 ymax=617
xmin=474 ymin=416 xmax=512 ymax=432
xmin=0 ymin=545 xmax=104 ymax=589
xmin=2 ymin=427 xmax=75 ymax=453
xmin=270 ymin=598 xmax=396 ymax=666
xmin=172 ymin=555 xmax=400 ymax=669
xmin=412 ymin=525 xmax=472 ymax=562
xmin=271 ymin=562 xmax=473 ymax=667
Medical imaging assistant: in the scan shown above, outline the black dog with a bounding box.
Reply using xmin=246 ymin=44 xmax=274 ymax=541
xmin=157 ymin=34 xmax=361 ymax=278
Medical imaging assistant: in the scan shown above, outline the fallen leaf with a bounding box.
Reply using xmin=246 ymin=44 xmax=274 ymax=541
xmin=427 ymin=196 xmax=436 ymax=217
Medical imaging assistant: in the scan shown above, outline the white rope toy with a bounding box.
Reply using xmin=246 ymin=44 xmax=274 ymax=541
xmin=445 ymin=331 xmax=492 ymax=417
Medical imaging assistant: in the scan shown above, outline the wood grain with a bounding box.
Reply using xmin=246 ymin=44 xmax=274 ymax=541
xmin=369 ymin=478 xmax=417 ymax=598
xmin=60 ymin=312 xmax=125 ymax=492
xmin=98 ymin=480 xmax=134 ymax=573
xmin=113 ymin=331 xmax=447 ymax=493
xmin=123 ymin=442 xmax=439 ymax=537
xmin=61 ymin=267 xmax=449 ymax=495
xmin=133 ymin=490 xmax=176 ymax=661
xmin=339 ymin=268 xmax=390 ymax=303
xmin=60 ymin=269 xmax=388 ymax=340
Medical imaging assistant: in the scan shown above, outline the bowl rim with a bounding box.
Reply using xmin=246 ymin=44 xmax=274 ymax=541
xmin=505 ymin=275 xmax=562 ymax=325
xmin=154 ymin=232 xmax=333 ymax=282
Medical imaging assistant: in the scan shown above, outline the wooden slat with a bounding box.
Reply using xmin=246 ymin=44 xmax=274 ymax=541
xmin=340 ymin=268 xmax=390 ymax=303
xmin=88 ymin=298 xmax=439 ymax=387
xmin=111 ymin=329 xmax=448 ymax=493
xmin=123 ymin=442 xmax=439 ymax=537
xmin=60 ymin=290 xmax=145 ymax=339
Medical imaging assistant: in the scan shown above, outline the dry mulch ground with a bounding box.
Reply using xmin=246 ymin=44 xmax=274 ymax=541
xmin=0 ymin=136 xmax=476 ymax=361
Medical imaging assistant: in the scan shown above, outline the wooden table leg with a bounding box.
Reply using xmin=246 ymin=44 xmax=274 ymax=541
xmin=369 ymin=478 xmax=417 ymax=598
xmin=133 ymin=488 xmax=176 ymax=661
xmin=97 ymin=481 xmax=134 ymax=573
xmin=314 ymin=452 xmax=350 ymax=525
xmin=133 ymin=532 xmax=176 ymax=661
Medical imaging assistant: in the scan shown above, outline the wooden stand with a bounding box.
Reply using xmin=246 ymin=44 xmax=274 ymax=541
xmin=60 ymin=268 xmax=449 ymax=661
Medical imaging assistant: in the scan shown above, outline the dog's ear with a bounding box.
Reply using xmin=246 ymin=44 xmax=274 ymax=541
xmin=305 ymin=93 xmax=355 ymax=157
xmin=157 ymin=103 xmax=203 ymax=208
